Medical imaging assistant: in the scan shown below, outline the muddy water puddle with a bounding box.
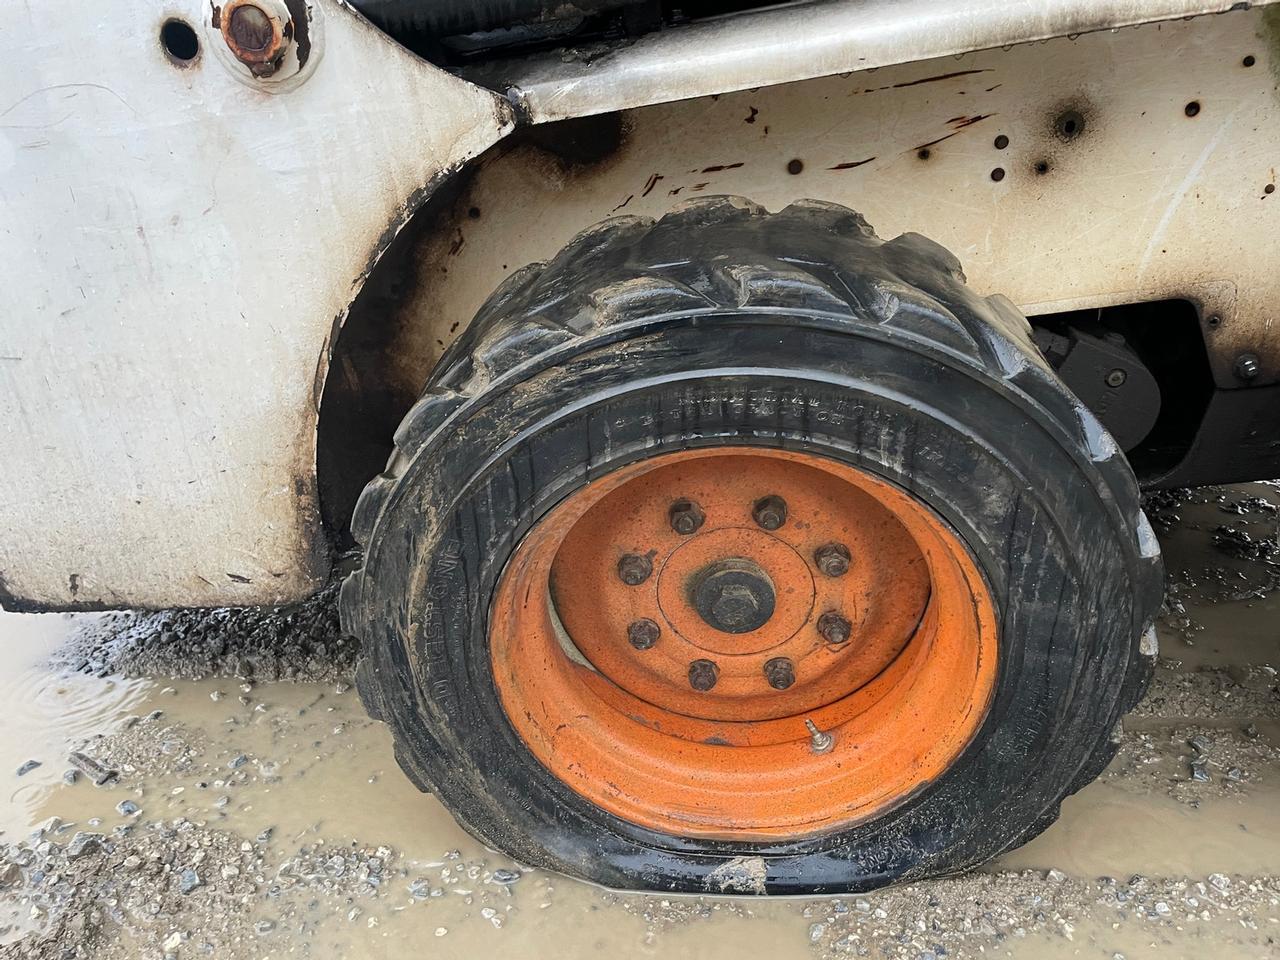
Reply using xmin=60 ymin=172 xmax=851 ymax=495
xmin=3 ymin=482 xmax=1280 ymax=959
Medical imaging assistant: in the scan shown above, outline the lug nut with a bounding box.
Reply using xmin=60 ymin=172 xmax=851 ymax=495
xmin=752 ymin=495 xmax=788 ymax=530
xmin=817 ymin=611 xmax=852 ymax=645
xmin=616 ymin=553 xmax=653 ymax=586
xmin=688 ymin=659 xmax=719 ymax=691
xmin=668 ymin=499 xmax=706 ymax=535
xmin=764 ymin=657 xmax=795 ymax=690
xmin=813 ymin=542 xmax=851 ymax=577
xmin=627 ymin=618 xmax=660 ymax=650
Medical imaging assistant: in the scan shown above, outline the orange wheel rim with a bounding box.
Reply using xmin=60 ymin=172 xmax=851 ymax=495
xmin=489 ymin=448 xmax=998 ymax=840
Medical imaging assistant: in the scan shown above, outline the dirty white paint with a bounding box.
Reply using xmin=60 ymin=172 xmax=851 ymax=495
xmin=394 ymin=7 xmax=1280 ymax=403
xmin=0 ymin=0 xmax=512 ymax=608
xmin=499 ymin=0 xmax=1280 ymax=123
xmin=0 ymin=0 xmax=1274 ymax=610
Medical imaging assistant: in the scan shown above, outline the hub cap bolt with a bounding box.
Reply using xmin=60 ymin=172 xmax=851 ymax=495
xmin=668 ymin=499 xmax=706 ymax=535
xmin=764 ymin=657 xmax=795 ymax=690
xmin=805 ymin=719 xmax=835 ymax=754
xmin=813 ymin=542 xmax=852 ymax=577
xmin=688 ymin=659 xmax=719 ymax=691
xmin=616 ymin=553 xmax=653 ymax=586
xmin=752 ymin=495 xmax=788 ymax=530
xmin=627 ymin=618 xmax=660 ymax=650
xmin=817 ymin=611 xmax=852 ymax=645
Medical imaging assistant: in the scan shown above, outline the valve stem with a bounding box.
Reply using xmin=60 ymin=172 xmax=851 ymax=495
xmin=804 ymin=719 xmax=834 ymax=755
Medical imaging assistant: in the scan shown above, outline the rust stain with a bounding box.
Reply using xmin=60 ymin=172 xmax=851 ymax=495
xmin=913 ymin=115 xmax=993 ymax=152
xmin=641 ymin=173 xmax=664 ymax=197
xmin=828 ymin=157 xmax=876 ymax=171
xmin=744 ymin=107 xmax=759 ymax=124
xmin=699 ymin=162 xmax=745 ymax=173
xmin=892 ymin=69 xmax=992 ymax=89
xmin=947 ymin=114 xmax=992 ymax=128
xmin=611 ymin=194 xmax=634 ymax=212
xmin=859 ymin=68 xmax=992 ymax=94
xmin=691 ymin=182 xmax=710 ymax=192
xmin=447 ymin=230 xmax=465 ymax=256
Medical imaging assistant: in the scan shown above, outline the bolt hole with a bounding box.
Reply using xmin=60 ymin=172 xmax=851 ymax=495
xmin=1055 ymin=111 xmax=1085 ymax=140
xmin=1243 ymin=55 xmax=1256 ymax=67
xmin=161 ymin=18 xmax=200 ymax=64
xmin=993 ymin=134 xmax=1009 ymax=150
xmin=990 ymin=167 xmax=1005 ymax=182
xmin=1266 ymin=184 xmax=1276 ymax=195
xmin=1207 ymin=314 xmax=1222 ymax=330
xmin=786 ymin=158 xmax=804 ymax=175
xmin=917 ymin=148 xmax=931 ymax=160
xmin=467 ymin=207 xmax=482 ymax=219
xmin=1034 ymin=160 xmax=1049 ymax=175
xmin=1185 ymin=100 xmax=1201 ymax=117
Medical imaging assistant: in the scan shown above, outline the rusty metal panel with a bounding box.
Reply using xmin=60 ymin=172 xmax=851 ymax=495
xmin=499 ymin=0 xmax=1280 ymax=123
xmin=389 ymin=7 xmax=1280 ymax=400
xmin=0 ymin=0 xmax=512 ymax=609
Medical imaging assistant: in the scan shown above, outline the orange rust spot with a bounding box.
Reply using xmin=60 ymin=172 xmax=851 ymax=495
xmin=490 ymin=448 xmax=998 ymax=840
xmin=220 ymin=0 xmax=288 ymax=70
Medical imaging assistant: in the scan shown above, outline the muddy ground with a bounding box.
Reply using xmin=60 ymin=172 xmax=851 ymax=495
xmin=2 ymin=483 xmax=1279 ymax=960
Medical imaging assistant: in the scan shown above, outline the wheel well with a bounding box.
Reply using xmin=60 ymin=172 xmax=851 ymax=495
xmin=317 ymin=114 xmax=630 ymax=543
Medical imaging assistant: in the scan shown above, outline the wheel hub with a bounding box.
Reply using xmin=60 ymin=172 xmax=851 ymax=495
xmin=691 ymin=558 xmax=776 ymax=634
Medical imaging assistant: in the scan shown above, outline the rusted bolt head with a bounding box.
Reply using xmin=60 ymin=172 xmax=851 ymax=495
xmin=668 ymin=499 xmax=705 ymax=536
xmin=814 ymin=542 xmax=852 ymax=578
xmin=817 ymin=611 xmax=852 ymax=645
xmin=616 ymin=553 xmax=653 ymax=586
xmin=688 ymin=659 xmax=719 ymax=692
xmin=1234 ymin=353 xmax=1261 ymax=381
xmin=752 ymin=495 xmax=788 ymax=531
xmin=229 ymin=4 xmax=274 ymax=52
xmin=627 ymin=618 xmax=660 ymax=650
xmin=220 ymin=0 xmax=289 ymax=73
xmin=764 ymin=657 xmax=795 ymax=691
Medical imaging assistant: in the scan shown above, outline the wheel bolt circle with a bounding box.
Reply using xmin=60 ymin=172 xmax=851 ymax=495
xmin=616 ymin=553 xmax=653 ymax=586
xmin=764 ymin=656 xmax=795 ymax=690
xmin=627 ymin=618 xmax=660 ymax=650
xmin=669 ymin=499 xmax=706 ymax=535
xmin=818 ymin=611 xmax=852 ymax=645
xmin=814 ymin=542 xmax=852 ymax=577
xmin=688 ymin=658 xmax=719 ymax=691
xmin=752 ymin=495 xmax=788 ymax=530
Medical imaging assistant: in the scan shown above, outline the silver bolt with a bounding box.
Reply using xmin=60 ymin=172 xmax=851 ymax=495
xmin=804 ymin=719 xmax=834 ymax=754
xmin=1234 ymin=353 xmax=1261 ymax=381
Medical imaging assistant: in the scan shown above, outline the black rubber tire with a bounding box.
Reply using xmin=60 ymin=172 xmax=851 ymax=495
xmin=339 ymin=196 xmax=1163 ymax=894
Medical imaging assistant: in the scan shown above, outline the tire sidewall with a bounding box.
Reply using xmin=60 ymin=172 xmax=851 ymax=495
xmin=360 ymin=313 xmax=1145 ymax=894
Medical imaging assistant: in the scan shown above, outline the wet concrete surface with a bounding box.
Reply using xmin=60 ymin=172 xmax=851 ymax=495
xmin=2 ymin=483 xmax=1279 ymax=959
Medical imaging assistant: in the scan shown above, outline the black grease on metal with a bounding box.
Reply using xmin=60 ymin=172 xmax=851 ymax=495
xmin=282 ymin=0 xmax=311 ymax=67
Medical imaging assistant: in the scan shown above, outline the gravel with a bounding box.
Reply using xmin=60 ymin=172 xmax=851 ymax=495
xmin=51 ymin=579 xmax=357 ymax=685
